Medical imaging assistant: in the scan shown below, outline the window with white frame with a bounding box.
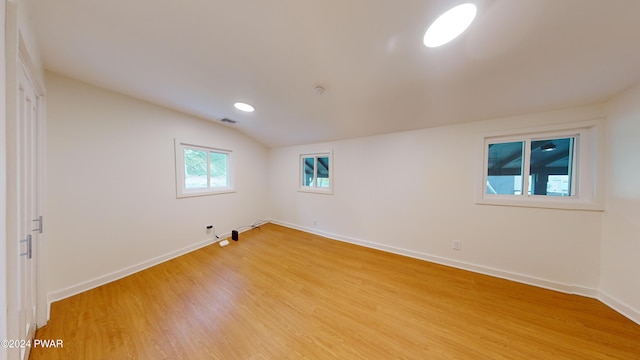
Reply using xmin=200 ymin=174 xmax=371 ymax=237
xmin=299 ymin=152 xmax=333 ymax=194
xmin=175 ymin=140 xmax=234 ymax=198
xmin=477 ymin=121 xmax=603 ymax=210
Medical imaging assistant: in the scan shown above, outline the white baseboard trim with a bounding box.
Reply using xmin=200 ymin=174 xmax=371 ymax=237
xmin=47 ymin=219 xmax=640 ymax=328
xmin=599 ymin=291 xmax=640 ymax=326
xmin=46 ymin=218 xmax=273 ymax=310
xmin=47 ymin=234 xmax=229 ymax=306
xmin=270 ymin=219 xmax=639 ymax=325
xmin=46 ymin=221 xmax=272 ymax=308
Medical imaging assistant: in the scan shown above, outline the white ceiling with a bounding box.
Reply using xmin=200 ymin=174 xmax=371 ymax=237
xmin=27 ymin=0 xmax=640 ymax=147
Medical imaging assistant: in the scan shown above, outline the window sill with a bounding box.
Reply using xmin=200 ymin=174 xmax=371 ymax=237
xmin=298 ymin=187 xmax=333 ymax=195
xmin=177 ymin=188 xmax=236 ymax=199
xmin=476 ymin=196 xmax=604 ymax=211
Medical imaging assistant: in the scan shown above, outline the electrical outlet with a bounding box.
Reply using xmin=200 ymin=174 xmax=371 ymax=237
xmin=206 ymin=225 xmax=215 ymax=238
xmin=313 ymin=219 xmax=317 ymax=226
xmin=452 ymin=240 xmax=462 ymax=250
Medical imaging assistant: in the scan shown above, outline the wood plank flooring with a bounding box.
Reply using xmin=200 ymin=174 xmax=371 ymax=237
xmin=31 ymin=224 xmax=640 ymax=359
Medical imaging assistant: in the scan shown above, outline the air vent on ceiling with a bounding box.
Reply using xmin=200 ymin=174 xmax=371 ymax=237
xmin=220 ymin=118 xmax=237 ymax=125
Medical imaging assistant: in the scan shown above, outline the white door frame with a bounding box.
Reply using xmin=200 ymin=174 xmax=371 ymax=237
xmin=1 ymin=0 xmax=9 ymax=356
xmin=16 ymin=57 xmax=38 ymax=360
xmin=17 ymin=35 xmax=48 ymax=330
xmin=4 ymin=2 xmax=48 ymax=358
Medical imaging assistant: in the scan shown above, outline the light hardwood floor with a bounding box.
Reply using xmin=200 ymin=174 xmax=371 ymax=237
xmin=31 ymin=224 xmax=640 ymax=359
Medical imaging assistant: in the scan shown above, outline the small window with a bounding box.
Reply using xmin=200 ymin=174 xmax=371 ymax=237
xmin=175 ymin=140 xmax=234 ymax=198
xmin=299 ymin=152 xmax=333 ymax=194
xmin=486 ymin=137 xmax=575 ymax=197
xmin=477 ymin=121 xmax=603 ymax=210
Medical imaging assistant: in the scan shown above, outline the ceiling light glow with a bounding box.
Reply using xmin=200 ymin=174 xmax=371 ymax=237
xmin=541 ymin=143 xmax=556 ymax=152
xmin=423 ymin=3 xmax=477 ymax=48
xmin=234 ymin=102 xmax=255 ymax=112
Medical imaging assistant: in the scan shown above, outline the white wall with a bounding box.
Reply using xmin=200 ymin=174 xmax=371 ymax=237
xmin=601 ymin=83 xmax=640 ymax=323
xmin=269 ymin=105 xmax=605 ymax=294
xmin=45 ymin=72 xmax=269 ymax=301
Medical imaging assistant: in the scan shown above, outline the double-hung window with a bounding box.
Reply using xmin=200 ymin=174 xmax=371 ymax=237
xmin=477 ymin=121 xmax=603 ymax=210
xmin=299 ymin=152 xmax=333 ymax=194
xmin=175 ymin=140 xmax=234 ymax=198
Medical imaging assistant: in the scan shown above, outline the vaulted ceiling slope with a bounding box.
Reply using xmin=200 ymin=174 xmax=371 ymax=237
xmin=27 ymin=0 xmax=640 ymax=147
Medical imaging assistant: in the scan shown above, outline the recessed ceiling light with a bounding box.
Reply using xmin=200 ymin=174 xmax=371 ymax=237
xmin=423 ymin=3 xmax=477 ymax=48
xmin=234 ymin=102 xmax=255 ymax=112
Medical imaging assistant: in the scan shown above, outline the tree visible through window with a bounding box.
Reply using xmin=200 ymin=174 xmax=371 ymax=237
xmin=175 ymin=140 xmax=233 ymax=197
xmin=184 ymin=149 xmax=229 ymax=189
